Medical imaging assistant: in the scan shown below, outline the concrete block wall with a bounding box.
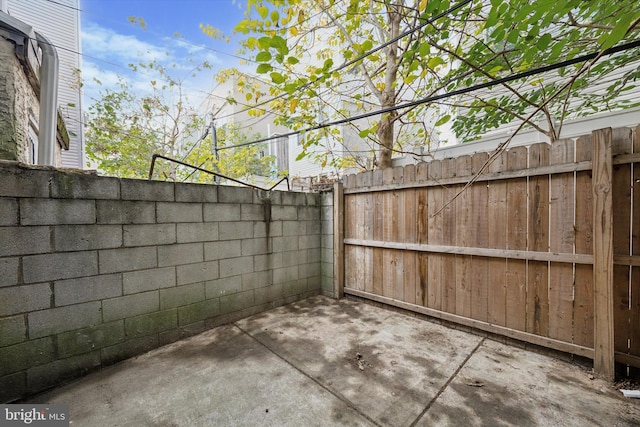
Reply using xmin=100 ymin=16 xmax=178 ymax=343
xmin=0 ymin=161 xmax=326 ymax=402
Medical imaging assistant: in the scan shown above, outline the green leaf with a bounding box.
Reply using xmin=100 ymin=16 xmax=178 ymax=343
xmin=358 ymin=129 xmax=371 ymax=138
xmin=270 ymin=72 xmax=285 ymax=84
xmin=427 ymin=57 xmax=445 ymax=69
xmin=286 ymin=56 xmax=299 ymax=65
xmin=270 ymin=35 xmax=289 ymax=56
xmin=256 ymin=63 xmax=273 ymax=74
xmin=256 ymin=51 xmax=272 ymax=62
xmin=434 ymin=114 xmax=451 ymax=126
xmin=258 ymin=37 xmax=271 ymax=50
xmin=536 ymin=33 xmax=552 ymax=50
xmin=258 ymin=5 xmax=268 ymax=19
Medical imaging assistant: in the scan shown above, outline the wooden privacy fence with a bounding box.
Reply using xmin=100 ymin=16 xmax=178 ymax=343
xmin=334 ymin=126 xmax=640 ymax=380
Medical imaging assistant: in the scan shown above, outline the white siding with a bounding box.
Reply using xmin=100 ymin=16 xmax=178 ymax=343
xmin=7 ymin=0 xmax=84 ymax=169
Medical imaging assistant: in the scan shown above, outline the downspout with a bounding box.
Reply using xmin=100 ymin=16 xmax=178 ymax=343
xmin=34 ymin=32 xmax=58 ymax=166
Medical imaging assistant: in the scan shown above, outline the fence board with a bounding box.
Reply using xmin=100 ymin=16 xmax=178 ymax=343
xmin=527 ymin=143 xmax=550 ymax=336
xmin=632 ymin=126 xmax=640 ymax=372
xmin=427 ymin=160 xmax=443 ymax=310
xmin=575 ymin=136 xmax=594 ymax=348
xmin=487 ymin=151 xmax=508 ymax=326
xmin=612 ymin=133 xmax=631 ymax=360
xmin=506 ymin=147 xmax=528 ymax=331
xmin=455 ymin=156 xmax=473 ymax=318
xmin=471 ymin=153 xmax=489 ymax=322
xmin=442 ymin=159 xmax=457 ymax=314
xmin=548 ymin=139 xmax=575 ymax=343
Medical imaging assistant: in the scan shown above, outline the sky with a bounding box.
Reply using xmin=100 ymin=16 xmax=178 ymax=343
xmin=80 ymin=0 xmax=250 ymax=112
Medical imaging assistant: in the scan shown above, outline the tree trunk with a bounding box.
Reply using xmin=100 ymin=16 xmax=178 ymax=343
xmin=377 ymin=110 xmax=397 ymax=169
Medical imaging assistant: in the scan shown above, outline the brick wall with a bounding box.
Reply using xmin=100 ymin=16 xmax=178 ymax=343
xmin=0 ymin=161 xmax=331 ymax=402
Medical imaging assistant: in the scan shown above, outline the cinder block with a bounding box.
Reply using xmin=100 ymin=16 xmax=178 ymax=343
xmin=322 ymin=248 xmax=334 ymax=263
xmin=177 ymin=300 xmax=220 ymax=326
xmin=308 ymin=247 xmax=321 ymax=263
xmin=280 ymin=192 xmax=299 ymax=205
xmin=273 ymin=266 xmax=299 ymax=284
xmin=282 ymin=250 xmax=307 ymax=267
xmin=28 ymin=302 xmax=102 ymax=339
xmin=299 ymin=234 xmax=320 ymax=249
xmin=205 ymin=277 xmax=242 ymax=299
xmin=242 ymin=270 xmax=272 ymax=291
xmin=0 ymin=283 xmax=51 ymax=316
xmin=123 ymin=223 xmax=176 ymax=246
xmin=99 ymin=247 xmax=156 ymax=274
xmin=218 ymin=186 xmax=253 ymax=203
xmin=203 ymin=203 xmax=240 ymax=222
xmin=57 ymin=321 xmax=125 ymax=358
xmin=321 ymin=219 xmax=334 ymax=235
xmin=51 ymin=173 xmax=120 ymax=200
xmin=120 ymin=179 xmax=174 ymax=201
xmin=299 ymin=262 xmax=321 ymax=279
xmin=298 ymin=206 xmax=320 ymax=221
xmin=321 ymin=261 xmax=334 ymax=279
xmin=20 ymin=199 xmax=96 ymax=225
xmin=0 ymin=166 xmax=52 ymax=198
xmin=271 ymin=205 xmax=297 ymax=220
xmin=254 ymin=283 xmax=283 ymax=306
xmin=96 ymin=200 xmax=155 ymax=224
xmin=0 ymin=257 xmax=18 ymax=287
xmin=0 ymin=371 xmax=27 ymax=403
xmin=175 ymin=182 xmax=217 ymax=203
xmin=102 ymin=291 xmax=159 ymax=322
xmin=253 ymin=221 xmax=267 ymax=238
xmin=0 ymin=315 xmax=26 ymax=346
xmin=219 ymin=290 xmax=254 ymax=315
xmin=283 ymin=279 xmax=307 ymax=297
xmin=204 ymin=240 xmax=241 ymax=261
xmin=176 ymin=261 xmax=218 ymax=285
xmin=269 ymin=252 xmax=283 ymax=269
xmin=321 ymin=206 xmax=333 ymax=220
xmin=281 ymin=221 xmax=305 ymax=236
xmin=253 ymin=254 xmax=270 ymax=272
xmin=0 ymin=197 xmax=18 ymax=225
xmin=125 ymin=309 xmax=177 ymax=338
xmin=157 ymin=202 xmax=202 ymax=223
xmin=54 ymin=225 xmax=122 ymax=251
xmin=160 ymin=282 xmax=205 ymax=309
xmin=177 ymin=223 xmax=218 ymax=243
xmin=0 ymin=226 xmax=51 ymax=257
xmin=266 ymin=191 xmax=281 ymax=205
xmin=241 ymin=238 xmax=269 ymax=256
xmin=158 ymin=243 xmax=203 ymax=267
xmin=218 ymin=222 xmax=253 ymax=241
xmin=123 ymin=267 xmax=176 ymax=294
xmin=306 ymin=221 xmax=322 ymax=235
xmin=26 ymin=351 xmax=101 ymax=394
xmin=268 ymin=221 xmax=283 ymax=237
xmin=0 ymin=337 xmax=55 ymax=376
xmin=101 ymin=335 xmax=158 ymax=366
xmin=55 ymin=273 xmax=122 ymax=306
xmin=240 ymin=204 xmax=265 ymax=221
xmin=272 ymin=236 xmax=299 ymax=252
xmin=307 ymin=193 xmax=320 ymax=206
xmin=219 ymin=256 xmax=254 ymax=278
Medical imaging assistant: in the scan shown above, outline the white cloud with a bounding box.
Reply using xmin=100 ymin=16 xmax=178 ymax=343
xmin=82 ymin=22 xmax=167 ymax=63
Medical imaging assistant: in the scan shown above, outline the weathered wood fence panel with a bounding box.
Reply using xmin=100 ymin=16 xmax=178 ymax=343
xmin=341 ymin=126 xmax=640 ymax=378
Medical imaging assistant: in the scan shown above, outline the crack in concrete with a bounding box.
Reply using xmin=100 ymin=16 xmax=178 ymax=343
xmin=233 ymin=323 xmax=383 ymax=427
xmin=409 ymin=336 xmax=486 ymax=427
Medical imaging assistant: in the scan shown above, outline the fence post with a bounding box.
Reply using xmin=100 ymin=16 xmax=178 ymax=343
xmin=592 ymin=128 xmax=615 ymax=381
xmin=333 ymin=181 xmax=345 ymax=298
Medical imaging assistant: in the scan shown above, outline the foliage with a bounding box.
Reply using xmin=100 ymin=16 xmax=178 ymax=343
xmin=85 ymin=61 xmax=205 ymax=180
xmin=206 ymin=0 xmax=640 ymax=169
xmin=185 ymin=123 xmax=276 ymax=184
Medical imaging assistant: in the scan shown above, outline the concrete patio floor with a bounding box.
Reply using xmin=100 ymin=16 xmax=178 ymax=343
xmin=26 ymin=295 xmax=640 ymax=426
